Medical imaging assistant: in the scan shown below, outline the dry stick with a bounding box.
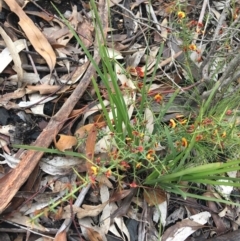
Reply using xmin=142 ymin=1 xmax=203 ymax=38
xmin=22 ymin=64 xmax=77 ymax=72
xmin=0 ymin=220 xmax=54 ymax=239
xmin=192 ymin=0 xmax=208 ymax=45
xmin=0 ymin=0 xmax=108 ymax=214
xmin=23 ymin=39 xmax=39 ymax=78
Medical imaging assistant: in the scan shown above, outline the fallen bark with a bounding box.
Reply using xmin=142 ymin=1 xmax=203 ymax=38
xmin=0 ymin=0 xmax=108 ymax=214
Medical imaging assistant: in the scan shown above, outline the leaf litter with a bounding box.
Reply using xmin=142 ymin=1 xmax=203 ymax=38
xmin=0 ymin=0 xmax=240 ymax=240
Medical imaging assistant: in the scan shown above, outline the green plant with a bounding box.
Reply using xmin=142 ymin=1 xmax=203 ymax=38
xmin=13 ymin=0 xmax=240 ymax=222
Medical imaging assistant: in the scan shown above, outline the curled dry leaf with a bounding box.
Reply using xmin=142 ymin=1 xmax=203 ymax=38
xmin=26 ymin=84 xmax=70 ymax=95
xmin=54 ymin=134 xmax=77 ymax=152
xmin=40 ymin=156 xmax=85 ymax=176
xmin=109 ymin=189 xmax=133 ymax=203
xmin=54 ymin=231 xmax=67 ymax=241
xmin=0 ymin=125 xmax=15 ymax=152
xmin=63 ymin=201 xmax=108 ymax=220
xmin=75 ymin=123 xmax=95 ymax=138
xmin=86 ymin=227 xmax=104 ymax=241
xmin=60 ymin=61 xmax=90 ymax=84
xmin=0 ymin=39 xmax=25 ymax=73
xmin=162 ymin=211 xmax=211 ymax=241
xmin=6 ymin=212 xmax=48 ymax=232
xmin=0 ymin=26 xmax=23 ymax=84
xmin=4 ymin=0 xmax=56 ymax=72
xmin=85 ymin=124 xmax=97 ymax=161
xmin=143 ymin=188 xmax=167 ymax=206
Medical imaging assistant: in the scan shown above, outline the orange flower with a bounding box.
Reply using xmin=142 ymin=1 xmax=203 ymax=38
xmin=129 ymin=181 xmax=138 ymax=188
xmin=181 ymin=137 xmax=188 ymax=147
xmin=90 ymin=166 xmax=98 ymax=176
xmin=137 ymin=146 xmax=144 ymax=152
xmin=177 ymin=11 xmax=186 ymax=19
xmin=146 ymin=149 xmax=155 ymax=161
xmin=225 ymin=109 xmax=232 ymax=115
xmin=135 ymin=67 xmax=145 ymax=78
xmin=105 ymin=169 xmax=112 ymax=178
xmin=169 ymin=119 xmax=176 ymax=128
xmin=154 ymin=93 xmax=163 ymax=103
xmin=120 ymin=161 xmax=130 ymax=170
xmin=221 ymin=131 xmax=226 ymax=138
xmin=136 ymin=162 xmax=142 ymax=168
xmin=196 ymin=134 xmax=203 ymax=141
xmin=189 ymin=44 xmax=197 ymax=51
xmin=179 ymin=119 xmax=187 ymax=125
xmin=187 ymin=124 xmax=195 ymax=133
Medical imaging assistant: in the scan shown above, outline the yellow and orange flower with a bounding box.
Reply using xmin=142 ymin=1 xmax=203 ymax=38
xmin=136 ymin=162 xmax=142 ymax=169
xmin=90 ymin=166 xmax=98 ymax=176
xmin=177 ymin=11 xmax=186 ymax=19
xmin=154 ymin=93 xmax=163 ymax=103
xmin=169 ymin=119 xmax=177 ymax=128
xmin=189 ymin=44 xmax=197 ymax=51
xmin=146 ymin=149 xmax=155 ymax=161
xmin=221 ymin=131 xmax=226 ymax=138
xmin=181 ymin=137 xmax=188 ymax=147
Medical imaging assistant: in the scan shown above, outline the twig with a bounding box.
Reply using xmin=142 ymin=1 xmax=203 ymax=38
xmin=0 ymin=220 xmax=54 ymax=239
xmin=192 ymin=0 xmax=208 ymax=45
xmin=23 ymin=40 xmax=38 ymax=77
xmin=22 ymin=64 xmax=77 ymax=72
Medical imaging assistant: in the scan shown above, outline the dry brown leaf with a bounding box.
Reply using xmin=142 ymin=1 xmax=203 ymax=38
xmin=63 ymin=202 xmax=108 ymax=220
xmin=60 ymin=61 xmax=90 ymax=84
xmin=4 ymin=0 xmax=56 ymax=72
xmin=96 ymin=175 xmax=113 ymax=188
xmin=54 ymin=231 xmax=67 ymax=241
xmin=26 ymin=84 xmax=70 ymax=95
xmin=77 ymin=202 xmax=108 ymax=219
xmin=0 ymin=88 xmax=26 ymax=104
xmin=162 ymin=212 xmax=211 ymax=241
xmin=6 ymin=212 xmax=47 ymax=231
xmin=25 ymin=10 xmax=54 ymax=22
xmin=77 ymin=20 xmax=93 ymax=47
xmin=109 ymin=189 xmax=132 ymax=203
xmin=86 ymin=124 xmax=98 ymax=160
xmin=54 ymin=134 xmax=77 ymax=152
xmin=0 ymin=26 xmax=23 ymax=84
xmin=75 ymin=123 xmax=95 ymax=138
xmin=143 ymin=188 xmax=167 ymax=206
xmin=86 ymin=227 xmax=104 ymax=241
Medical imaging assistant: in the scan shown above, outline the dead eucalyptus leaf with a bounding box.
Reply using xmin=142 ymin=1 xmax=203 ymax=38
xmin=85 ymin=124 xmax=98 ymax=160
xmin=4 ymin=0 xmax=56 ymax=72
xmin=26 ymin=84 xmax=70 ymax=95
xmin=86 ymin=227 xmax=104 ymax=241
xmin=0 ymin=26 xmax=23 ymax=84
xmin=0 ymin=39 xmax=25 ymax=73
xmin=54 ymin=231 xmax=67 ymax=241
xmin=143 ymin=188 xmax=167 ymax=206
xmin=162 ymin=212 xmax=211 ymax=241
xmin=6 ymin=212 xmax=47 ymax=231
xmin=77 ymin=202 xmax=108 ymax=219
xmin=63 ymin=201 xmax=108 ymax=220
xmin=54 ymin=134 xmax=77 ymax=152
